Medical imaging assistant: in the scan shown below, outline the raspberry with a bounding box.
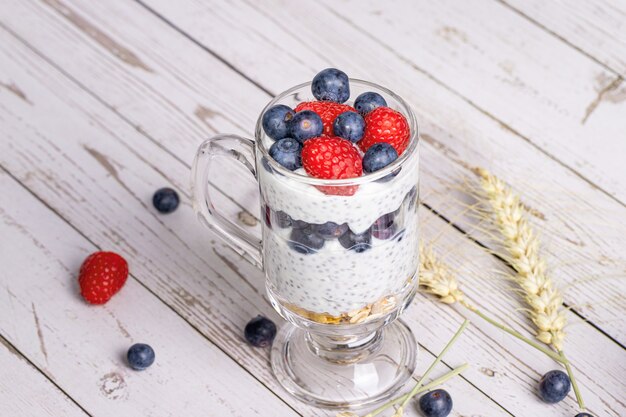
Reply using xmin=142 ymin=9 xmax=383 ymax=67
xmin=295 ymin=101 xmax=356 ymax=136
xmin=78 ymin=251 xmax=129 ymax=304
xmin=359 ymin=107 xmax=410 ymax=154
xmin=301 ymin=136 xmax=362 ymax=196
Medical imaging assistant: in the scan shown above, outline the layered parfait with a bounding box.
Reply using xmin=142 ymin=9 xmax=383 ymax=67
xmin=258 ymin=69 xmax=419 ymax=325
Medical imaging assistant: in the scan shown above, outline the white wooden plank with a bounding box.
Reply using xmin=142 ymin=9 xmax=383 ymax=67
xmin=64 ymin=0 xmax=626 ymax=341
xmin=0 ymin=169 xmax=297 ymax=416
xmin=141 ymin=0 xmax=626 ymax=203
xmin=417 ymin=209 xmax=626 ymax=417
xmin=502 ymin=0 xmax=626 ymax=77
xmin=0 ymin=14 xmax=620 ymax=417
xmin=0 ymin=336 xmax=88 ymax=417
xmin=0 ymin=21 xmax=510 ymax=417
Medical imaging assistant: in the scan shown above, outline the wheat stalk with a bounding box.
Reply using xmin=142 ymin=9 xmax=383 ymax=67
xmin=476 ymin=168 xmax=584 ymax=409
xmin=419 ymin=243 xmax=566 ymax=363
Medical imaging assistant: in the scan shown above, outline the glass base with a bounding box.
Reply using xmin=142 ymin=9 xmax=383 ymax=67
xmin=271 ymin=320 xmax=417 ymax=409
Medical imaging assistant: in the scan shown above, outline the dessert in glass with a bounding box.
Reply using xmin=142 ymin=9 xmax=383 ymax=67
xmin=192 ymin=69 xmax=419 ymax=409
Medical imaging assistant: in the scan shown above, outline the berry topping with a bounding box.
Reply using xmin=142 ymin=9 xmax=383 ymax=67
xmin=301 ymin=136 xmax=363 ymax=196
xmin=289 ymin=110 xmax=324 ymax=143
xmin=269 ymin=137 xmax=302 ymax=171
xmin=372 ymin=212 xmax=397 ymax=240
xmin=312 ymin=221 xmax=349 ymax=240
xmin=359 ymin=107 xmax=410 ymax=155
xmin=363 ymin=142 xmax=398 ymax=173
xmin=354 ymin=91 xmax=387 ymax=116
xmin=127 ymin=343 xmax=155 ymax=370
xmin=244 ymin=315 xmax=277 ymax=347
xmin=338 ymin=228 xmax=372 ymax=253
xmin=78 ymin=251 xmax=129 ymax=305
xmin=295 ymin=101 xmax=356 ymax=136
xmin=153 ymin=187 xmax=180 ymax=214
xmin=311 ymin=68 xmax=350 ymax=103
xmin=289 ymin=224 xmax=325 ymax=254
xmin=419 ymin=389 xmax=453 ymax=417
xmin=262 ymin=104 xmax=295 ymax=140
xmin=275 ymin=210 xmax=292 ymax=228
xmin=332 ymin=111 xmax=365 ymax=143
xmin=539 ymin=370 xmax=571 ymax=403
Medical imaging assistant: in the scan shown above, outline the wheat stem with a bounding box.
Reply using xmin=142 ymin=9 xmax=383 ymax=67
xmin=397 ymin=320 xmax=469 ymax=414
xmin=459 ymin=301 xmax=567 ymax=364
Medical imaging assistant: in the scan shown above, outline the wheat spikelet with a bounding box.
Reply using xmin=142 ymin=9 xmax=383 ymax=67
xmin=476 ymin=168 xmax=567 ymax=350
xmin=419 ymin=244 xmax=466 ymax=305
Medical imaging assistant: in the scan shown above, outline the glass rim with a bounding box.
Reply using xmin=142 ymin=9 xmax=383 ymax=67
xmin=255 ymin=79 xmax=419 ymax=186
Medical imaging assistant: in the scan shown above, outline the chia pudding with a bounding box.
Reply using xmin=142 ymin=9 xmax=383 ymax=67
xmin=257 ymin=68 xmax=419 ymax=321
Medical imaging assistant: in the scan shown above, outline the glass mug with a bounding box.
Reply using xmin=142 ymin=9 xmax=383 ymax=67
xmin=192 ymin=80 xmax=420 ymax=409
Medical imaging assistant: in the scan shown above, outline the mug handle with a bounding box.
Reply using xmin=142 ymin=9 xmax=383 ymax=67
xmin=192 ymin=134 xmax=263 ymax=268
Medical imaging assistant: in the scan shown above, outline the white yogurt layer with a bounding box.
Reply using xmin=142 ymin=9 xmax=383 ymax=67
xmin=258 ymin=148 xmax=420 ymax=316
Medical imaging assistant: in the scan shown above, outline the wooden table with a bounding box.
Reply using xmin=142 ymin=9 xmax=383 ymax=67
xmin=1 ymin=1 xmax=624 ymax=416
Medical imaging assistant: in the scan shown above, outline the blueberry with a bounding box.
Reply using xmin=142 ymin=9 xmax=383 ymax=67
xmin=406 ymin=185 xmax=418 ymax=209
xmin=339 ymin=228 xmax=372 ymax=253
xmin=574 ymin=414 xmax=594 ymax=417
xmin=289 ymin=225 xmax=324 ymax=254
xmin=244 ymin=315 xmax=277 ymax=348
xmin=127 ymin=343 xmax=155 ymax=370
xmin=354 ymin=91 xmax=387 ymax=115
xmin=372 ymin=212 xmax=397 ymax=240
xmin=263 ymin=205 xmax=272 ymax=228
xmin=289 ymin=110 xmax=323 ymax=143
xmin=539 ymin=370 xmax=571 ymax=403
xmin=332 ymin=111 xmax=365 ymax=143
xmin=311 ymin=68 xmax=350 ymax=103
xmin=312 ymin=221 xmax=349 ymax=240
xmin=153 ymin=187 xmax=180 ymax=214
xmin=269 ymin=138 xmax=302 ymax=171
xmin=262 ymin=104 xmax=295 ymax=140
xmin=275 ymin=210 xmax=292 ymax=228
xmin=419 ymin=389 xmax=453 ymax=417
xmin=363 ymin=143 xmax=398 ymax=173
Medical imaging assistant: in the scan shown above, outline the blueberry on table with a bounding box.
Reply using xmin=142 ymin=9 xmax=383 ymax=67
xmin=574 ymin=414 xmax=594 ymax=417
xmin=363 ymin=143 xmax=398 ymax=173
xmin=539 ymin=370 xmax=571 ymax=403
xmin=127 ymin=343 xmax=155 ymax=370
xmin=312 ymin=221 xmax=349 ymax=240
xmin=338 ymin=228 xmax=372 ymax=253
xmin=153 ymin=187 xmax=180 ymax=213
xmin=289 ymin=110 xmax=324 ymax=143
xmin=312 ymin=68 xmax=350 ymax=103
xmin=332 ymin=111 xmax=365 ymax=143
xmin=354 ymin=91 xmax=387 ymax=116
xmin=269 ymin=138 xmax=302 ymax=171
xmin=419 ymin=389 xmax=453 ymax=417
xmin=262 ymin=104 xmax=295 ymax=140
xmin=289 ymin=225 xmax=325 ymax=254
xmin=244 ymin=315 xmax=277 ymax=348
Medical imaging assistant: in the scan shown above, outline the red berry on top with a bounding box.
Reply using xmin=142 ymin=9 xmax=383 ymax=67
xmin=78 ymin=251 xmax=129 ymax=304
xmin=359 ymin=107 xmax=410 ymax=155
xmin=302 ymin=136 xmax=362 ymax=196
xmin=295 ymin=101 xmax=356 ymax=136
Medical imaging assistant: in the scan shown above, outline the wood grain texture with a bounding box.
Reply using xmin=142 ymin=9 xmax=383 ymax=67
xmin=0 ymin=20 xmax=510 ymax=417
xmin=502 ymin=0 xmax=626 ymax=77
xmin=0 ymin=0 xmax=624 ymax=415
xmin=106 ymin=0 xmax=626 ymax=341
xmin=0 ymin=336 xmax=88 ymax=417
xmin=0 ymin=170 xmax=297 ymax=417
